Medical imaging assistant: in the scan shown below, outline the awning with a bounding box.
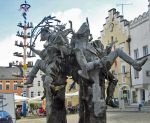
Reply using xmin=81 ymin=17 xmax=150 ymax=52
xmin=65 ymin=91 xmax=79 ymax=97
xmin=28 ymin=96 xmax=42 ymax=103
xmin=14 ymin=94 xmax=29 ymax=102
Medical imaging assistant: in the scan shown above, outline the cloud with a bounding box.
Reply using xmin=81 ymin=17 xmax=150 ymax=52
xmin=0 ymin=8 xmax=85 ymax=66
xmin=116 ymin=0 xmax=148 ymax=20
xmin=0 ymin=35 xmax=38 ymax=66
xmin=51 ymin=8 xmax=107 ymax=39
xmin=0 ymin=1 xmax=148 ymax=66
xmin=0 ymin=35 xmax=20 ymax=66
xmin=52 ymin=8 xmax=85 ymax=31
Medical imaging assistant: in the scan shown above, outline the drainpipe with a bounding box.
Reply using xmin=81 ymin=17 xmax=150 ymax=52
xmin=126 ymin=34 xmax=132 ymax=104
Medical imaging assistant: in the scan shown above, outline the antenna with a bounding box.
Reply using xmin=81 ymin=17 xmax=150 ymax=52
xmin=116 ymin=2 xmax=133 ymax=16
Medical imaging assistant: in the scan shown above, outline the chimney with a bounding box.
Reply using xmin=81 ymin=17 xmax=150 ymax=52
xmin=9 ymin=62 xmax=12 ymax=68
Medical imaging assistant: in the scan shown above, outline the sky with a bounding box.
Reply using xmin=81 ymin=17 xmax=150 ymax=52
xmin=0 ymin=0 xmax=149 ymax=66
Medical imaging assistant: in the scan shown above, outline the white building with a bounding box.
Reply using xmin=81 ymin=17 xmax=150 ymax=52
xmin=129 ymin=1 xmax=150 ymax=105
xmin=27 ymin=68 xmax=44 ymax=98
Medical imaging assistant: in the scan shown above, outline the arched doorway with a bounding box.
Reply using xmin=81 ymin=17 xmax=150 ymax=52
xmin=118 ymin=84 xmax=130 ymax=106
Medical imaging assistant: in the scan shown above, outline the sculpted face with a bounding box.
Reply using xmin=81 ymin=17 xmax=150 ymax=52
xmin=40 ymin=30 xmax=49 ymax=41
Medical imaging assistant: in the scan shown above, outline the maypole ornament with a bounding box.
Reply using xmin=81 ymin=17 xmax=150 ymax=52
xmin=20 ymin=0 xmax=31 ymax=12
xmin=20 ymin=0 xmax=31 ymax=24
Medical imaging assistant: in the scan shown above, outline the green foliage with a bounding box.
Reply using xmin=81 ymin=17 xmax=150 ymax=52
xmin=30 ymin=103 xmax=35 ymax=109
xmin=29 ymin=103 xmax=42 ymax=110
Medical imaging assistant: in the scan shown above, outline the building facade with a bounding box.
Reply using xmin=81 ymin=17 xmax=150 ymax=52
xmin=27 ymin=68 xmax=44 ymax=98
xmin=129 ymin=1 xmax=150 ymax=105
xmin=65 ymin=77 xmax=79 ymax=107
xmin=0 ymin=66 xmax=23 ymax=96
xmin=101 ymin=8 xmax=131 ymax=105
xmin=27 ymin=68 xmax=46 ymax=108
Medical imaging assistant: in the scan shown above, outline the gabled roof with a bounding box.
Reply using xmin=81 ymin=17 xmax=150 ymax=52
xmin=0 ymin=67 xmax=22 ymax=80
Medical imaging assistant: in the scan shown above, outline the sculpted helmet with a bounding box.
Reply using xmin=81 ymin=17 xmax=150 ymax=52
xmin=76 ymin=22 xmax=90 ymax=37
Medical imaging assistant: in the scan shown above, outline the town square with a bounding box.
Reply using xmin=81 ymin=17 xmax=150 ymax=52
xmin=0 ymin=0 xmax=150 ymax=123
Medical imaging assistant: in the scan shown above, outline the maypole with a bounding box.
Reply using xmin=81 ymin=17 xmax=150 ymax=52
xmin=13 ymin=0 xmax=34 ymax=116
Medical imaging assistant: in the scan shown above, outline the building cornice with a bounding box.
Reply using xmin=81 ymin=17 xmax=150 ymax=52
xmin=130 ymin=11 xmax=149 ymax=29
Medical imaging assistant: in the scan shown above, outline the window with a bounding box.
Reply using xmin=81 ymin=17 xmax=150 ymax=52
xmin=22 ymin=90 xmax=26 ymax=97
xmin=38 ymin=91 xmax=41 ymax=96
xmin=111 ymin=36 xmax=113 ymax=42
xmin=31 ymin=91 xmax=34 ymax=97
xmin=38 ymin=81 xmax=40 ymax=86
xmin=109 ymin=23 xmax=114 ymax=32
xmin=146 ymin=71 xmax=150 ymax=76
xmin=143 ymin=45 xmax=148 ymax=56
xmin=0 ymin=84 xmax=2 ymax=90
xmin=122 ymin=75 xmax=126 ymax=83
xmin=14 ymin=83 xmax=17 ymax=90
xmin=134 ymin=49 xmax=139 ymax=59
xmin=134 ymin=70 xmax=139 ymax=79
xmin=122 ymin=65 xmax=126 ymax=74
xmin=6 ymin=84 xmax=10 ymax=90
xmin=119 ymin=43 xmax=125 ymax=51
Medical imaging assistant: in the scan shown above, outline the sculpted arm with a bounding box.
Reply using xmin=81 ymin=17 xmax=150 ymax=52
xmin=30 ymin=46 xmax=41 ymax=55
xmin=29 ymin=46 xmax=46 ymax=59
xmin=104 ymin=40 xmax=117 ymax=55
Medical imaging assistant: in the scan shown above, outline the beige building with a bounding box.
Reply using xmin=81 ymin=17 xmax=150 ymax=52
xmin=101 ymin=8 xmax=131 ymax=105
xmin=65 ymin=77 xmax=79 ymax=107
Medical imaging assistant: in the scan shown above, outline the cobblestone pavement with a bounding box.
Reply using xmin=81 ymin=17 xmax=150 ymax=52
xmin=16 ymin=112 xmax=150 ymax=123
xmin=107 ymin=112 xmax=150 ymax=123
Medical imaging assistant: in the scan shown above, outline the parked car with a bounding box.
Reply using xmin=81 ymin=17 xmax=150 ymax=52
xmin=0 ymin=111 xmax=13 ymax=123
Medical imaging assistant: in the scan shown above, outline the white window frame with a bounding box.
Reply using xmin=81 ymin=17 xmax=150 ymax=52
xmin=14 ymin=83 xmax=18 ymax=90
xmin=143 ymin=45 xmax=148 ymax=56
xmin=38 ymin=91 xmax=41 ymax=96
xmin=31 ymin=91 xmax=34 ymax=98
xmin=0 ymin=83 xmax=2 ymax=90
xmin=6 ymin=83 xmax=10 ymax=90
xmin=134 ymin=70 xmax=139 ymax=79
xmin=134 ymin=49 xmax=139 ymax=59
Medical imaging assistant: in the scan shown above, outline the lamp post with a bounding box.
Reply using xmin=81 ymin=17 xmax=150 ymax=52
xmin=13 ymin=0 xmax=34 ymax=117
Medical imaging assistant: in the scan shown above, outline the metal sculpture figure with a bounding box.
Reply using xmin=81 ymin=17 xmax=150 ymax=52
xmin=91 ymin=39 xmax=118 ymax=108
xmin=24 ymin=16 xmax=148 ymax=123
xmin=25 ymin=16 xmax=72 ymax=123
xmin=71 ymin=20 xmax=148 ymax=123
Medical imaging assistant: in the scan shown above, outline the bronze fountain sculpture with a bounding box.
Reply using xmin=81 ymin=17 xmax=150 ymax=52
xmin=24 ymin=15 xmax=147 ymax=123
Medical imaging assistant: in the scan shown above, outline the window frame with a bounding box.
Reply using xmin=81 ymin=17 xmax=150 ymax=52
xmin=143 ymin=45 xmax=148 ymax=56
xmin=31 ymin=91 xmax=34 ymax=98
xmin=38 ymin=81 xmax=40 ymax=86
xmin=38 ymin=91 xmax=41 ymax=96
xmin=14 ymin=83 xmax=18 ymax=90
xmin=0 ymin=83 xmax=2 ymax=90
xmin=6 ymin=83 xmax=10 ymax=90
xmin=134 ymin=70 xmax=139 ymax=79
xmin=134 ymin=49 xmax=139 ymax=59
